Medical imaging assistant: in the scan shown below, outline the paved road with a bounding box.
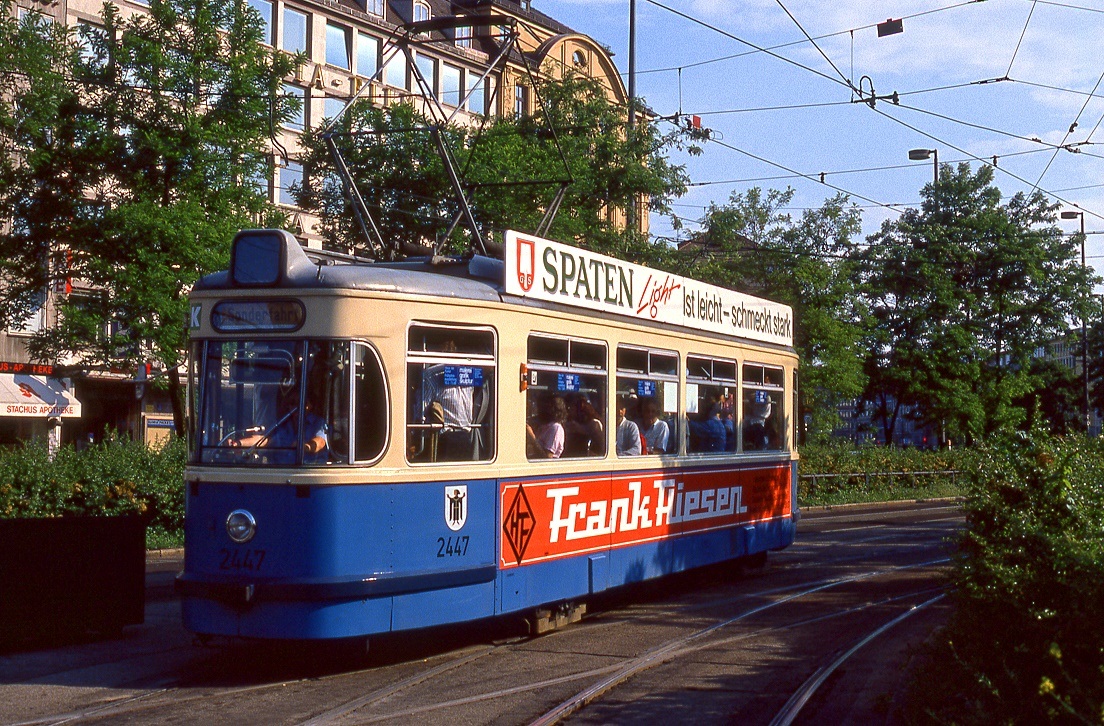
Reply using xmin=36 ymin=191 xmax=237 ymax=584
xmin=0 ymin=500 xmax=961 ymax=725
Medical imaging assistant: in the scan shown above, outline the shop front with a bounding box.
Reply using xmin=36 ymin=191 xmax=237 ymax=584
xmin=0 ymin=371 xmax=82 ymax=452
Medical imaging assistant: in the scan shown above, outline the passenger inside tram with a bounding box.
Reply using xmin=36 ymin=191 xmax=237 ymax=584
xmin=638 ymin=396 xmax=669 ymax=454
xmin=615 ymin=395 xmax=642 ymax=456
xmin=526 ymin=393 xmax=567 ymax=459
xmin=743 ymin=390 xmax=774 ymax=451
xmin=564 ymin=395 xmax=605 ymax=457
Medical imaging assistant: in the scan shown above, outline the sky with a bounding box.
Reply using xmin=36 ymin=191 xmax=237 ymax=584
xmin=533 ymin=0 xmax=1104 ymax=282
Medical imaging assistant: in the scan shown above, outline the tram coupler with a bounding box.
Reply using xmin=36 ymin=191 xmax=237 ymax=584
xmin=530 ymin=601 xmax=586 ymax=635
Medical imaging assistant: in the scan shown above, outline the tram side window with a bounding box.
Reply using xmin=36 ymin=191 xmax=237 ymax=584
xmin=686 ymin=355 xmax=737 ymax=454
xmin=742 ymin=363 xmax=786 ymax=451
xmin=615 ymin=346 xmax=679 ymax=456
xmin=353 ymin=342 xmax=388 ymax=462
xmin=526 ymin=335 xmax=607 ymax=460
xmin=406 ymin=325 xmax=496 ymax=463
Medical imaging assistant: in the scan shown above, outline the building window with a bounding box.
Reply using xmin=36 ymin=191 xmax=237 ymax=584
xmin=413 ymin=1 xmax=430 ymax=23
xmin=364 ymin=0 xmax=384 ymax=17
xmin=357 ymin=32 xmax=379 ymax=79
xmin=245 ymin=156 xmax=271 ymax=201
xmin=466 ymin=73 xmax=487 ymax=115
xmin=279 ymin=160 xmax=303 ymax=206
xmin=8 ymin=291 xmax=46 ymax=335
xmin=326 ymin=22 xmax=351 ymax=70
xmin=414 ymin=52 xmax=436 ymax=96
xmin=441 ymin=63 xmax=461 ymax=107
xmin=323 ymin=96 xmax=346 ymax=123
xmin=455 ymin=25 xmax=472 ymax=49
xmin=383 ymin=44 xmax=407 ymax=89
xmin=282 ymin=83 xmax=305 ymax=131
xmin=76 ymin=22 xmax=107 ymax=70
xmin=283 ymin=7 xmax=307 ymax=55
xmin=246 ymin=0 xmax=273 ymax=45
xmin=514 ymin=84 xmax=528 ymax=118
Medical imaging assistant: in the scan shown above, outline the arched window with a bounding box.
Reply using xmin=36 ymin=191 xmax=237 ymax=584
xmin=413 ymin=1 xmax=430 ymax=23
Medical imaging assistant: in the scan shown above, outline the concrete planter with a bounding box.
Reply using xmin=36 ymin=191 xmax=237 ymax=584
xmin=0 ymin=516 xmax=146 ymax=645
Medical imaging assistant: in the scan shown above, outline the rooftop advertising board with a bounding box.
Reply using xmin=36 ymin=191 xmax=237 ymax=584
xmin=504 ymin=231 xmax=794 ymax=347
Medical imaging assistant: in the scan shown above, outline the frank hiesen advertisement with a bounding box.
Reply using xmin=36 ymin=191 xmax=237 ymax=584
xmin=504 ymin=231 xmax=793 ymax=347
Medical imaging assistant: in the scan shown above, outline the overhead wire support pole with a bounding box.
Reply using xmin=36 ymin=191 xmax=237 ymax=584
xmin=627 ymin=0 xmax=637 ymax=233
xmin=513 ymin=19 xmax=574 ymax=237
xmin=324 ymin=133 xmax=388 ymax=259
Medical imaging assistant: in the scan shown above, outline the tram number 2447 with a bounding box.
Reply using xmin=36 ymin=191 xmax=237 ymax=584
xmin=437 ymin=536 xmax=470 ymax=558
xmin=219 ymin=548 xmax=266 ymax=571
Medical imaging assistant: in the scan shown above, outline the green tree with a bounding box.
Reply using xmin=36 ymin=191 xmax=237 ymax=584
xmin=1013 ymin=356 xmax=1081 ymax=435
xmin=0 ymin=0 xmax=298 ymax=433
xmin=689 ymin=188 xmax=867 ymax=443
xmin=298 ymin=71 xmax=693 ymax=263
xmin=0 ymin=4 xmax=93 ymax=328
xmin=860 ymin=163 xmax=1096 ymax=444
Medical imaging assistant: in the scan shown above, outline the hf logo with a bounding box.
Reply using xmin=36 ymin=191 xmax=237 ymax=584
xmin=445 ymin=485 xmax=467 ymax=531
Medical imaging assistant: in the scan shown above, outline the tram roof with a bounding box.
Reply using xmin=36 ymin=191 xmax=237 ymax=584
xmin=196 ymin=252 xmax=504 ymax=302
xmin=197 ymin=230 xmax=795 ymax=349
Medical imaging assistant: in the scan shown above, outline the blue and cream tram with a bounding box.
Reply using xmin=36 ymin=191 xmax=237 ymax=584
xmin=178 ymin=229 xmax=799 ymax=640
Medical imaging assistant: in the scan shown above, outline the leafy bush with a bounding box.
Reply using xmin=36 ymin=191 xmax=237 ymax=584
xmin=0 ymin=436 xmax=186 ymax=548
xmin=904 ymin=431 xmax=1104 ymax=723
xmin=798 ymin=442 xmax=973 ymax=505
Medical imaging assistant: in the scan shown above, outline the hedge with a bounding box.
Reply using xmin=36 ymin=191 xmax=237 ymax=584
xmin=904 ymin=431 xmax=1104 ymax=723
xmin=798 ymin=442 xmax=974 ymax=505
xmin=0 ymin=436 xmax=186 ymax=548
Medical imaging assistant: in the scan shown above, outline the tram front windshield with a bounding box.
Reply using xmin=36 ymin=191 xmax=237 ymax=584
xmin=195 ymin=340 xmax=351 ymax=466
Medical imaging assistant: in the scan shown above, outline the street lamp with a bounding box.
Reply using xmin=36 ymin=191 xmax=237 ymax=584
xmin=908 ymin=148 xmax=939 ymax=183
xmin=1061 ymin=209 xmax=1091 ymax=434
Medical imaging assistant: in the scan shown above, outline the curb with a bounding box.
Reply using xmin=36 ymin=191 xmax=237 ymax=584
xmin=146 ymin=547 xmax=184 ymax=560
xmin=800 ymin=496 xmax=965 ymax=514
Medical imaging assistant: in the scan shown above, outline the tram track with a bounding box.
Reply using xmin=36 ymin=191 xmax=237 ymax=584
xmin=11 ymin=642 xmax=501 ymax=726
xmin=768 ymin=593 xmax=946 ymax=726
xmin=27 ymin=558 xmax=947 ymax=725
xmin=528 ymin=561 xmax=949 ymax=726
xmin=285 ymin=557 xmax=951 ymax=725
xmin=0 ymin=502 xmax=961 ymax=725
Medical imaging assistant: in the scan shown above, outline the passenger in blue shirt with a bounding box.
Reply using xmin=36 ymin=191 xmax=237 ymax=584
xmin=690 ymin=393 xmax=726 ymax=453
xmin=234 ymin=389 xmax=329 ymax=464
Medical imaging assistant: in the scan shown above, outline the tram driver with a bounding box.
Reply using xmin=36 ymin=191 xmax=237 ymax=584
xmin=232 ymin=385 xmax=329 ymax=464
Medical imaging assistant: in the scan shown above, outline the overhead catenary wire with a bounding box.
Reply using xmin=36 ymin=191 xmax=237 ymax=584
xmin=685 ymin=147 xmax=1061 ymax=189
xmin=641 ymin=0 xmax=852 ymax=92
xmin=870 ymin=103 xmax=1104 ymax=223
xmin=617 ymin=0 xmax=1104 ymax=264
xmin=772 ymin=0 xmax=852 ymax=90
xmin=633 ymin=0 xmax=985 ymax=77
xmin=639 ymin=0 xmax=1104 ymax=224
xmin=1006 ymin=0 xmax=1040 ymax=77
xmin=1032 ymin=65 xmax=1104 ymax=190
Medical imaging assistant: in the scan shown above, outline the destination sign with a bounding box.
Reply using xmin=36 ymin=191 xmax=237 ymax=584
xmin=211 ymin=300 xmax=305 ymax=332
xmin=504 ymin=231 xmax=793 ymax=347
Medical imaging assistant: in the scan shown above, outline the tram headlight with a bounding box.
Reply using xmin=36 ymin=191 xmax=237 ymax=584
xmin=226 ymin=509 xmax=257 ymax=544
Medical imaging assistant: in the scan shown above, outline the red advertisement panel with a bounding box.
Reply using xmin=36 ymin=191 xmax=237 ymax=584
xmin=500 ymin=464 xmax=791 ymax=568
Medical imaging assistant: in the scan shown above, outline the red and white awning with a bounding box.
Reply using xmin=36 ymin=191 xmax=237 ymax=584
xmin=0 ymin=375 xmax=81 ymax=418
